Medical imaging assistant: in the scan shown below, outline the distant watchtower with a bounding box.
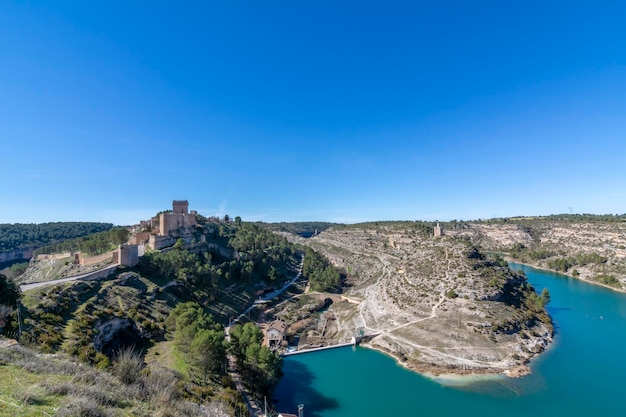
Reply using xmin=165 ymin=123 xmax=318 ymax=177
xmin=172 ymin=200 xmax=189 ymax=215
xmin=434 ymin=223 xmax=444 ymax=237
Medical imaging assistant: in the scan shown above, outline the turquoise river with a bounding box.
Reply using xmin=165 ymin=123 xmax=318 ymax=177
xmin=274 ymin=264 xmax=626 ymax=416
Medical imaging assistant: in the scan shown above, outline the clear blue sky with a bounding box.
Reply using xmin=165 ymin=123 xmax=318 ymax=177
xmin=1 ymin=1 xmax=625 ymax=225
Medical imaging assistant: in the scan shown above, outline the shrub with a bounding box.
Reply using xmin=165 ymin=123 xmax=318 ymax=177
xmin=596 ymin=274 xmax=618 ymax=286
xmin=112 ymin=347 xmax=144 ymax=385
xmin=445 ymin=289 xmax=458 ymax=299
xmin=56 ymin=398 xmax=113 ymax=417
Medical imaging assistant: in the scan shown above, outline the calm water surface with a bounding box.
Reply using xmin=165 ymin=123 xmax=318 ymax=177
xmin=274 ymin=264 xmax=626 ymax=416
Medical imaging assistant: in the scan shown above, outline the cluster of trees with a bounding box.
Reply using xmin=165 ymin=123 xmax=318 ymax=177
xmin=493 ymin=282 xmax=552 ymax=335
xmin=140 ymin=222 xmax=299 ymax=289
xmin=140 ymin=246 xmax=279 ymax=291
xmin=35 ymin=227 xmax=129 ymax=256
xmin=595 ymin=274 xmax=619 ymax=286
xmin=526 ymin=287 xmax=551 ymax=310
xmin=0 ymin=274 xmax=21 ymax=334
xmin=166 ymin=304 xmax=284 ymax=396
xmin=509 ymin=244 xmax=555 ymax=261
xmin=166 ymin=302 xmax=227 ymax=385
xmin=140 ymin=249 xmax=216 ymax=287
xmin=546 ymin=252 xmax=608 ymax=272
xmin=228 ymin=222 xmax=297 ymax=269
xmin=229 ymin=322 xmax=283 ymax=397
xmin=4 ymin=262 xmax=29 ymax=279
xmin=0 ymin=222 xmax=113 ymax=253
xmin=508 ymin=244 xmax=609 ymax=274
xmin=302 ymin=248 xmax=342 ymax=293
xmin=0 ymin=273 xmax=20 ymax=308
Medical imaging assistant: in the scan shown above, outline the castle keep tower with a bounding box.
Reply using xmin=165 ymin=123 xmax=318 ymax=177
xmin=172 ymin=200 xmax=189 ymax=215
xmin=434 ymin=223 xmax=444 ymax=237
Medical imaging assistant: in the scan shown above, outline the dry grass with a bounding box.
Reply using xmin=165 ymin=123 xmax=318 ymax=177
xmin=0 ymin=343 xmax=232 ymax=417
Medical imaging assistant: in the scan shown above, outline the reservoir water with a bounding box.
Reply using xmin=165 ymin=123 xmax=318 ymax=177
xmin=274 ymin=264 xmax=626 ymax=417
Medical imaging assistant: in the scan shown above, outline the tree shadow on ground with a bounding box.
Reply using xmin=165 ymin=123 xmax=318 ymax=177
xmin=273 ymin=359 xmax=339 ymax=417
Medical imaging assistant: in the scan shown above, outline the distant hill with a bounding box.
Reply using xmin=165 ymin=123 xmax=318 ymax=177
xmin=0 ymin=222 xmax=114 ymax=254
xmin=0 ymin=222 xmax=116 ymax=266
xmin=34 ymin=227 xmax=129 ymax=256
xmin=448 ymin=217 xmax=626 ymax=290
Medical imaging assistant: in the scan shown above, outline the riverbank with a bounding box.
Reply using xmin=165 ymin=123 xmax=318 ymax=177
xmin=276 ymin=260 xmax=626 ymax=417
xmin=507 ymin=259 xmax=626 ymax=295
xmin=360 ymin=341 xmax=532 ymax=380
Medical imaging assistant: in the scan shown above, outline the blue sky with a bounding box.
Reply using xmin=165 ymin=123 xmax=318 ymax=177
xmin=1 ymin=1 xmax=625 ymax=225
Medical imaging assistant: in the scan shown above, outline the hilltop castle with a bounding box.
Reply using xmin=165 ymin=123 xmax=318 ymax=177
xmin=132 ymin=200 xmax=200 ymax=251
xmin=159 ymin=200 xmax=197 ymax=235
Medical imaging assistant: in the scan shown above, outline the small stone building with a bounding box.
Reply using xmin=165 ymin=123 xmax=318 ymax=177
xmin=266 ymin=320 xmax=287 ymax=348
xmin=434 ymin=222 xmax=444 ymax=237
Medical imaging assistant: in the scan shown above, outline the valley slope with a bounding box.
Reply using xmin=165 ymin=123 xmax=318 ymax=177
xmin=447 ymin=217 xmax=626 ymax=290
xmin=291 ymin=222 xmax=553 ymax=376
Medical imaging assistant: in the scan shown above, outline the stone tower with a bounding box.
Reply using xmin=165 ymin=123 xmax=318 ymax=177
xmin=434 ymin=223 xmax=444 ymax=237
xmin=172 ymin=200 xmax=189 ymax=215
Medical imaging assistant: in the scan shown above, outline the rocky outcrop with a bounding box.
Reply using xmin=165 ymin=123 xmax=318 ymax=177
xmin=451 ymin=221 xmax=626 ymax=290
xmin=0 ymin=248 xmax=34 ymax=264
xmin=93 ymin=317 xmax=144 ymax=355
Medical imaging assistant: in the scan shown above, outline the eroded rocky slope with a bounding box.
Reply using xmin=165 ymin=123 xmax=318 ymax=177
xmin=449 ymin=220 xmax=626 ymax=290
xmin=297 ymin=223 xmax=552 ymax=375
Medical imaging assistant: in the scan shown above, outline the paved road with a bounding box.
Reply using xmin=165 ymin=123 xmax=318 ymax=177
xmin=19 ymin=264 xmax=119 ymax=292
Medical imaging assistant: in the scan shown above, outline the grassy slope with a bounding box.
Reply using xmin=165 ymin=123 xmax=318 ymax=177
xmin=0 ymin=341 xmax=233 ymax=417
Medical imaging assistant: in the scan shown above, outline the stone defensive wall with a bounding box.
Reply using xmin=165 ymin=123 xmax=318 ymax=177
xmin=78 ymin=251 xmax=115 ymax=267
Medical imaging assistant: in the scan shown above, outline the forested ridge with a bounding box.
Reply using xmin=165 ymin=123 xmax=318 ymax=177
xmin=0 ymin=222 xmax=113 ymax=253
xmin=35 ymin=227 xmax=130 ymax=256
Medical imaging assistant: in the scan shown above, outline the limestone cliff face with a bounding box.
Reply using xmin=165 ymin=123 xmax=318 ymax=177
xmin=0 ymin=247 xmax=34 ymax=263
xmin=450 ymin=221 xmax=626 ymax=290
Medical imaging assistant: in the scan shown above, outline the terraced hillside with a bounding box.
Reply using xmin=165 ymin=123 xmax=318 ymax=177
xmin=297 ymin=222 xmax=553 ymax=376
